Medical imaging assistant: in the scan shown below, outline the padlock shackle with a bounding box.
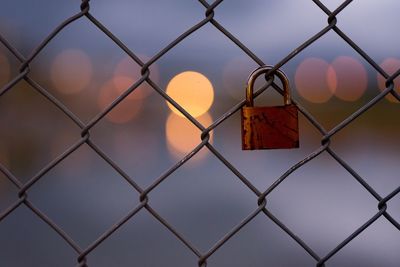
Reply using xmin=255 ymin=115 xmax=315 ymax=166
xmin=246 ymin=65 xmax=291 ymax=107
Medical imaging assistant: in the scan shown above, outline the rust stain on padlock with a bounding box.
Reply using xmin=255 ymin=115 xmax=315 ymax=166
xmin=241 ymin=66 xmax=299 ymax=150
xmin=242 ymin=105 xmax=299 ymax=149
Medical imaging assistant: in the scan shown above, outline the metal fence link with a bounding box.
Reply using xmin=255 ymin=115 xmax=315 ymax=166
xmin=0 ymin=0 xmax=399 ymax=266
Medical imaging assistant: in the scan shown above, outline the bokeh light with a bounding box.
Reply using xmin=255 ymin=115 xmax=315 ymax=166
xmin=377 ymin=57 xmax=400 ymax=103
xmin=50 ymin=49 xmax=93 ymax=95
xmin=222 ymin=56 xmax=258 ymax=100
xmin=0 ymin=52 xmax=11 ymax=86
xmin=295 ymin=57 xmax=334 ymax=103
xmin=113 ymin=55 xmax=159 ymax=100
xmin=112 ymin=76 xmax=147 ymax=100
xmin=97 ymin=80 xmax=142 ymax=124
xmin=328 ymin=56 xmax=367 ymax=101
xmin=166 ymin=112 xmax=213 ymax=160
xmin=166 ymin=71 xmax=214 ymax=118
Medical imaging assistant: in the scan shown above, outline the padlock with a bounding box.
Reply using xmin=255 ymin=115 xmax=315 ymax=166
xmin=241 ymin=65 xmax=299 ymax=150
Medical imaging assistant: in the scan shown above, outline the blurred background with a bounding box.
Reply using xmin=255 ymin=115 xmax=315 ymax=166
xmin=0 ymin=0 xmax=399 ymax=266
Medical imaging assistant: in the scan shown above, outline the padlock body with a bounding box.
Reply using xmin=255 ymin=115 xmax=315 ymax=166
xmin=241 ymin=104 xmax=299 ymax=150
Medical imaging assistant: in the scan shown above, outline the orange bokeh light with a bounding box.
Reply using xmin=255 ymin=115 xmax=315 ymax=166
xmin=113 ymin=55 xmax=159 ymax=100
xmin=50 ymin=49 xmax=93 ymax=95
xmin=112 ymin=75 xmax=147 ymax=100
xmin=166 ymin=71 xmax=214 ymax=118
xmin=295 ymin=57 xmax=334 ymax=103
xmin=377 ymin=57 xmax=400 ymax=103
xmin=166 ymin=112 xmax=213 ymax=160
xmin=97 ymin=80 xmax=142 ymax=124
xmin=328 ymin=56 xmax=367 ymax=101
xmin=0 ymin=52 xmax=11 ymax=86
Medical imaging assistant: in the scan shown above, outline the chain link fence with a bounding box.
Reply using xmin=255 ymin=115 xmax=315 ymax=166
xmin=0 ymin=0 xmax=399 ymax=266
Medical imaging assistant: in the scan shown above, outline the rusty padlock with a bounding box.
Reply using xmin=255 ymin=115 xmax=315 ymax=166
xmin=241 ymin=65 xmax=299 ymax=150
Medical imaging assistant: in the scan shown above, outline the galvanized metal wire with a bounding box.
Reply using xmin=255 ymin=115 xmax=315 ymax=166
xmin=0 ymin=0 xmax=399 ymax=266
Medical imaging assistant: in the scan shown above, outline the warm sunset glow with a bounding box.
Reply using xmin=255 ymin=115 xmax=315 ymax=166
xmin=223 ymin=56 xmax=258 ymax=100
xmin=0 ymin=52 xmax=11 ymax=86
xmin=166 ymin=71 xmax=214 ymax=118
xmin=50 ymin=49 xmax=93 ymax=94
xmin=295 ymin=58 xmax=334 ymax=103
xmin=97 ymin=80 xmax=142 ymax=124
xmin=328 ymin=56 xmax=367 ymax=101
xmin=113 ymin=55 xmax=159 ymax=99
xmin=166 ymin=112 xmax=213 ymax=160
xmin=377 ymin=57 xmax=400 ymax=103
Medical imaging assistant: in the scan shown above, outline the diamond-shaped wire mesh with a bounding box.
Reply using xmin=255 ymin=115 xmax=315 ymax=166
xmin=0 ymin=0 xmax=399 ymax=266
